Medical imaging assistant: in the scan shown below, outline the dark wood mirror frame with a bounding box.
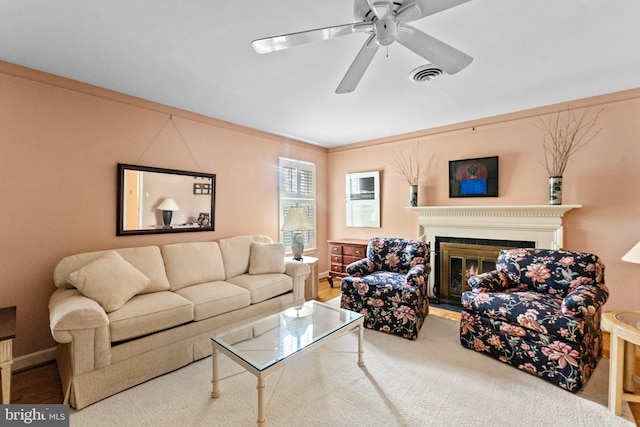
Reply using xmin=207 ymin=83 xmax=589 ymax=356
xmin=117 ymin=163 xmax=216 ymax=236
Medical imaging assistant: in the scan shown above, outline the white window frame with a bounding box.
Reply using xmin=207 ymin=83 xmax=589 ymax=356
xmin=279 ymin=157 xmax=316 ymax=255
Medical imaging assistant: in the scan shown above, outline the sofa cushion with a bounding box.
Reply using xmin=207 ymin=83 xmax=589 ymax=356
xmin=108 ymin=291 xmax=193 ymax=342
xmin=249 ymin=242 xmax=285 ymax=275
xmin=219 ymin=235 xmax=273 ymax=279
xmin=54 ymin=246 xmax=171 ymax=294
xmin=226 ymin=273 xmax=292 ymax=304
xmin=175 ymin=281 xmax=251 ymax=321
xmin=160 ymin=242 xmax=225 ymax=291
xmin=67 ymin=251 xmax=150 ymax=312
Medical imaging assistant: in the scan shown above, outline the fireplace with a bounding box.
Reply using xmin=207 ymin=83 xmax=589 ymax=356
xmin=409 ymin=205 xmax=580 ymax=299
xmin=436 ymin=238 xmax=533 ymax=304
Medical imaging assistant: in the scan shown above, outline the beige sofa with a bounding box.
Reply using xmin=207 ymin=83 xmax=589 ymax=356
xmin=48 ymin=235 xmax=309 ymax=409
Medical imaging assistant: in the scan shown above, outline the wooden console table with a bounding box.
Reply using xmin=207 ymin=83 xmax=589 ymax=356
xmin=327 ymin=239 xmax=368 ymax=288
xmin=0 ymin=306 xmax=16 ymax=404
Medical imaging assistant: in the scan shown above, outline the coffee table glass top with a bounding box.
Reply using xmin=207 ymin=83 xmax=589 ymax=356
xmin=211 ymin=300 xmax=362 ymax=372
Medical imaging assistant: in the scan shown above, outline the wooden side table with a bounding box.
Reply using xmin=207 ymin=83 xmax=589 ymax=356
xmin=287 ymin=256 xmax=319 ymax=300
xmin=0 ymin=306 xmax=16 ymax=404
xmin=601 ymin=311 xmax=640 ymax=416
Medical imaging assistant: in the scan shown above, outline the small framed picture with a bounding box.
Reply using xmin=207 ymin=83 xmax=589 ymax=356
xmin=193 ymin=183 xmax=212 ymax=195
xmin=449 ymin=156 xmax=499 ymax=198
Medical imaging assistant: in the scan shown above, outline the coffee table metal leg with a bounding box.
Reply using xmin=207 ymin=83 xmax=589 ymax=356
xmin=257 ymin=374 xmax=266 ymax=426
xmin=211 ymin=346 xmax=220 ymax=398
xmin=357 ymin=323 xmax=364 ymax=367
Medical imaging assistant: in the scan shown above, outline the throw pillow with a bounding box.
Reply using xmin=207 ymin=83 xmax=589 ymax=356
xmin=67 ymin=250 xmax=150 ymax=312
xmin=249 ymin=242 xmax=286 ymax=275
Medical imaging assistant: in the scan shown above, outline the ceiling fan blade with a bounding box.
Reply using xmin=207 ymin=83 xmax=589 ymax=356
xmin=397 ymin=0 xmax=472 ymax=23
xmin=336 ymin=34 xmax=379 ymax=94
xmin=397 ymin=24 xmax=472 ymax=74
xmin=366 ymin=0 xmax=393 ymax=19
xmin=252 ymin=22 xmax=372 ymax=54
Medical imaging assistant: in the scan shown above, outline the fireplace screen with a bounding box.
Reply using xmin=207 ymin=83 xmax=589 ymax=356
xmin=440 ymin=243 xmax=502 ymax=302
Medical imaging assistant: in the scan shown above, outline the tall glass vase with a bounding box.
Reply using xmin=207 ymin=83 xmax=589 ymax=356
xmin=549 ymin=176 xmax=563 ymax=205
xmin=410 ymin=184 xmax=418 ymax=207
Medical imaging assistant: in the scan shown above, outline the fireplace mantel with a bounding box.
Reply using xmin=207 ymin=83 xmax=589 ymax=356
xmin=409 ymin=205 xmax=580 ymax=230
xmin=409 ymin=205 xmax=581 ymax=297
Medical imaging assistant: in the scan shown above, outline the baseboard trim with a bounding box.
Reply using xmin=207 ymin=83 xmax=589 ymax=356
xmin=12 ymin=347 xmax=56 ymax=373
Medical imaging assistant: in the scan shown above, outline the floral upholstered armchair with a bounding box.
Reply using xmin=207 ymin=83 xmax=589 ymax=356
xmin=460 ymin=248 xmax=608 ymax=392
xmin=340 ymin=237 xmax=430 ymax=340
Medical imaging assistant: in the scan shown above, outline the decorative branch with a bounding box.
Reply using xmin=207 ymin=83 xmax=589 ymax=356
xmin=390 ymin=147 xmax=434 ymax=185
xmin=538 ymin=107 xmax=602 ymax=177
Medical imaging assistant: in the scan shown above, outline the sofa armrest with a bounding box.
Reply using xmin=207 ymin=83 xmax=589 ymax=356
xmin=468 ymin=270 xmax=510 ymax=293
xmin=284 ymin=260 xmax=310 ymax=278
xmin=285 ymin=260 xmax=310 ymax=302
xmin=562 ymin=283 xmax=609 ymax=317
xmin=49 ymin=288 xmax=111 ymax=373
xmin=49 ymin=288 xmax=109 ymax=338
xmin=345 ymin=259 xmax=374 ymax=277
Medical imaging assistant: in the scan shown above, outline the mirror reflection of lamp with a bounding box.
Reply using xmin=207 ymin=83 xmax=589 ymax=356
xmin=157 ymin=197 xmax=180 ymax=228
xmin=281 ymin=206 xmax=313 ymax=261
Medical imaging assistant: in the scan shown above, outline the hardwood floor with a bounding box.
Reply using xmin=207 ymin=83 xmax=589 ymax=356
xmin=3 ymin=278 xmax=638 ymax=425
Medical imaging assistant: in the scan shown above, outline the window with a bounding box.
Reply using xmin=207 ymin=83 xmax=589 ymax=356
xmin=279 ymin=157 xmax=316 ymax=254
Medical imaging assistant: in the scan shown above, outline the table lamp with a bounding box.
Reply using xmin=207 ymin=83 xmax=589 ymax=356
xmin=281 ymin=206 xmax=313 ymax=261
xmin=622 ymin=241 xmax=640 ymax=264
xmin=157 ymin=197 xmax=180 ymax=228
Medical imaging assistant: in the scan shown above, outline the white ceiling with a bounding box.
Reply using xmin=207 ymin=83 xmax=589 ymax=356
xmin=1 ymin=1 xmax=639 ymax=148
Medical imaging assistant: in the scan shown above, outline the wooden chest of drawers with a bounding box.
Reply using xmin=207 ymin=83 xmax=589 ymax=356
xmin=327 ymin=239 xmax=368 ymax=288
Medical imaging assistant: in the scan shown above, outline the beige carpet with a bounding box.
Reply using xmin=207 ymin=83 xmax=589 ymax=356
xmin=70 ymin=312 xmax=634 ymax=426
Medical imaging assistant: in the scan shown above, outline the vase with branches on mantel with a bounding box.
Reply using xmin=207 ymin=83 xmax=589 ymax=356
xmin=391 ymin=147 xmax=434 ymax=207
xmin=539 ymin=107 xmax=602 ymax=205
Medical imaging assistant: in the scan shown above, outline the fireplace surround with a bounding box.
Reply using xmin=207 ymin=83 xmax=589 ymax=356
xmin=409 ymin=205 xmax=580 ymax=298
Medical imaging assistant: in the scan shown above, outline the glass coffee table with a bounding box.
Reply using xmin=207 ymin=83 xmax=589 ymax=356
xmin=211 ymin=300 xmax=364 ymax=426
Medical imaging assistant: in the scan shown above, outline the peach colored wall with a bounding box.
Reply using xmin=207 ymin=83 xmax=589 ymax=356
xmin=2 ymin=58 xmax=639 ymax=362
xmin=328 ymin=91 xmax=640 ymax=313
xmin=0 ymin=62 xmax=328 ymax=358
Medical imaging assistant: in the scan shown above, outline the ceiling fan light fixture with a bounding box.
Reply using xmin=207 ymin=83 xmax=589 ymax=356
xmin=374 ymin=16 xmax=398 ymax=46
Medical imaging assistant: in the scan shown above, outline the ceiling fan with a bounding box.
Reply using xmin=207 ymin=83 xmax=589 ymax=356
xmin=251 ymin=0 xmax=473 ymax=94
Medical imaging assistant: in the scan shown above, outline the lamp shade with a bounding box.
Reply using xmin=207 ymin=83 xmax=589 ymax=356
xmin=281 ymin=206 xmax=312 ymax=231
xmin=622 ymin=241 xmax=640 ymax=264
xmin=157 ymin=197 xmax=180 ymax=211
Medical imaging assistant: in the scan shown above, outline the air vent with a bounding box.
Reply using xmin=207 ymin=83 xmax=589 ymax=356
xmin=410 ymin=65 xmax=444 ymax=82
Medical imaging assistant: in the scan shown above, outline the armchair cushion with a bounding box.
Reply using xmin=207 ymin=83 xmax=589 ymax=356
xmin=461 ymin=290 xmax=588 ymax=345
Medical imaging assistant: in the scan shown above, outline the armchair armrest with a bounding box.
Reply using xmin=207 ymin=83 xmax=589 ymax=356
xmin=345 ymin=258 xmax=374 ymax=277
xmin=467 ymin=270 xmax=510 ymax=293
xmin=405 ymin=264 xmax=429 ymax=287
xmin=562 ymin=282 xmax=609 ymax=317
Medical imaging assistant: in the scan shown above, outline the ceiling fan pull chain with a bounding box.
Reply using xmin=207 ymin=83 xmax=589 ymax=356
xmin=386 ymin=45 xmax=389 ymax=58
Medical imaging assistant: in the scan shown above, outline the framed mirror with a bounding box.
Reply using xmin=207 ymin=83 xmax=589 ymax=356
xmin=117 ymin=163 xmax=216 ymax=235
